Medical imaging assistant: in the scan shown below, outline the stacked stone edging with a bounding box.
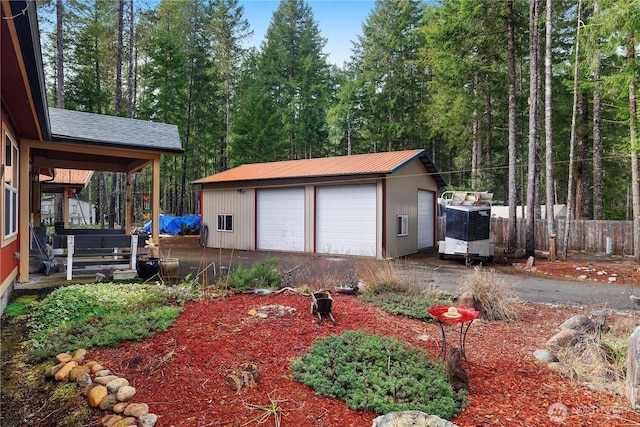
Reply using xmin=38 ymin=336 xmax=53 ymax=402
xmin=47 ymin=349 xmax=158 ymax=427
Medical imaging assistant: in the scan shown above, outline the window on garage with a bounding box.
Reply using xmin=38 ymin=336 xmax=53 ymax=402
xmin=396 ymin=215 xmax=408 ymax=236
xmin=217 ymin=214 xmax=233 ymax=232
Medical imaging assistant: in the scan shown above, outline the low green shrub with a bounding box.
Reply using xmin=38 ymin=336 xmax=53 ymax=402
xmin=291 ymin=331 xmax=464 ymax=419
xmin=28 ymin=283 xmax=184 ymax=361
xmin=220 ymin=258 xmax=284 ymax=291
xmin=360 ymin=289 xmax=456 ymax=322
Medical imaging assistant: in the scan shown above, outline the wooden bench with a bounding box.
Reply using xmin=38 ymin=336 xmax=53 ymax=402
xmin=54 ymin=227 xmax=127 ymax=235
xmin=51 ymin=234 xmax=147 ymax=280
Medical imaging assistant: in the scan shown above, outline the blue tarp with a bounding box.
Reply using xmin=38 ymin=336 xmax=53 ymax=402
xmin=142 ymin=215 xmax=201 ymax=234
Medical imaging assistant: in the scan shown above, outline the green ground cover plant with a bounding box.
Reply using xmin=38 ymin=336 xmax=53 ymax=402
xmin=360 ymin=288 xmax=456 ymax=322
xmin=3 ymin=294 xmax=39 ymax=317
xmin=27 ymin=283 xmax=185 ymax=361
xmin=291 ymin=330 xmax=464 ymax=419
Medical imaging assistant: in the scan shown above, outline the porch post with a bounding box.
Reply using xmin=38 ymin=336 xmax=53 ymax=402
xmin=63 ymin=186 xmax=70 ymax=227
xmin=124 ymin=173 xmax=132 ymax=233
xmin=32 ymin=180 xmax=41 ymax=226
xmin=152 ymin=157 xmax=160 ymax=243
xmin=19 ymin=144 xmax=30 ymax=282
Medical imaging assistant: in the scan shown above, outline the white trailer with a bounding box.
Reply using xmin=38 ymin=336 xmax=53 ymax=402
xmin=438 ymin=191 xmax=494 ymax=265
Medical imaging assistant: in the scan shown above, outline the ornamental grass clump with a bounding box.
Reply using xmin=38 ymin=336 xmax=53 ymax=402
xmin=355 ymin=258 xmax=408 ymax=295
xmin=291 ymin=331 xmax=465 ymax=420
xmin=458 ymin=267 xmax=519 ymax=321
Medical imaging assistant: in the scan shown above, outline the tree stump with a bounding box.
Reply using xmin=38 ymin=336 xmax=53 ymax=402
xmin=446 ymin=347 xmax=468 ymax=392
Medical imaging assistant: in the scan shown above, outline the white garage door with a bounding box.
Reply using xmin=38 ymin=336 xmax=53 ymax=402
xmin=257 ymin=188 xmax=305 ymax=251
xmin=418 ymin=190 xmax=435 ymax=249
xmin=316 ymin=185 xmax=377 ymax=256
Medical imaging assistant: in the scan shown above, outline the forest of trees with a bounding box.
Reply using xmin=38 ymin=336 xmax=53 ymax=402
xmin=37 ymin=0 xmax=639 ymax=259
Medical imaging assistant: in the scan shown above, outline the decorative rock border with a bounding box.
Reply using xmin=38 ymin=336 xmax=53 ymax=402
xmin=47 ymin=349 xmax=158 ymax=427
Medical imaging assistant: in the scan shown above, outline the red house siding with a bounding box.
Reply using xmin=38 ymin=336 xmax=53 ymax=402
xmin=1 ymin=107 xmax=20 ymax=291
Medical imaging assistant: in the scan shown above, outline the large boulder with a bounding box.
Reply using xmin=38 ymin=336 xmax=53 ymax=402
xmin=546 ymin=328 xmax=583 ymax=350
xmin=458 ymin=292 xmax=481 ymax=313
xmin=371 ymin=411 xmax=459 ymax=427
xmin=559 ymin=315 xmax=595 ymax=333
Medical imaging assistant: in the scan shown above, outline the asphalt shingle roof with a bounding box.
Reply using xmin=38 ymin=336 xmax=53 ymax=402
xmin=48 ymin=108 xmax=183 ymax=153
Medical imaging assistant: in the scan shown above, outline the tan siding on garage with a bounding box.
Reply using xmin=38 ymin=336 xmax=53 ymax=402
xmin=385 ymin=158 xmax=439 ymax=257
xmin=201 ymin=188 xmax=255 ymax=250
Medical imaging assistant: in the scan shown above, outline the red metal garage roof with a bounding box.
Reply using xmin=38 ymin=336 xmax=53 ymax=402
xmin=193 ymin=149 xmax=446 ymax=186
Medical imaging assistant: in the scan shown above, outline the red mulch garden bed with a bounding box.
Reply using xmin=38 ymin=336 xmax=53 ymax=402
xmin=88 ymin=292 xmax=640 ymax=426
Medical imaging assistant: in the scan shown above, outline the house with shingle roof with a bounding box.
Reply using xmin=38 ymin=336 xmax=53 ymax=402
xmin=193 ymin=149 xmax=446 ymax=259
xmin=39 ymin=169 xmax=95 ymax=226
xmin=0 ymin=1 xmax=182 ymax=314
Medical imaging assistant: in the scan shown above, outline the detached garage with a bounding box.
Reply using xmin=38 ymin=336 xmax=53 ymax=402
xmin=192 ymin=149 xmax=446 ymax=259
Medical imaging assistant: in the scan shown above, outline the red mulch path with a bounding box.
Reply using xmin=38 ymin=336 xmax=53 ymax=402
xmin=511 ymin=258 xmax=640 ymax=286
xmin=87 ymin=292 xmax=640 ymax=427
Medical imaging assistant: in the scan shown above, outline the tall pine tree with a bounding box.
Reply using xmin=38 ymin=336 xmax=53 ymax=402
xmin=259 ymin=0 xmax=331 ymax=160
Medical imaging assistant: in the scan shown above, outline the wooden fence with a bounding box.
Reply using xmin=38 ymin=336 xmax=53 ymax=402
xmin=438 ymin=217 xmax=635 ymax=255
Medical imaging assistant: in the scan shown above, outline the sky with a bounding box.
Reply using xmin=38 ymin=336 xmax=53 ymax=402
xmin=239 ymin=1 xmax=376 ymax=66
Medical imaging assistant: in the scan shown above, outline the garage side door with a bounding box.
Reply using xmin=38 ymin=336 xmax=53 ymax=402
xmin=257 ymin=188 xmax=305 ymax=251
xmin=418 ymin=190 xmax=435 ymax=248
xmin=316 ymin=185 xmax=376 ymax=256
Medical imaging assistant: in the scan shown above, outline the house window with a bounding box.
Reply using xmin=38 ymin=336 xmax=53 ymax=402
xmin=4 ymin=132 xmax=18 ymax=239
xmin=396 ymin=215 xmax=408 ymax=237
xmin=217 ymin=214 xmax=233 ymax=232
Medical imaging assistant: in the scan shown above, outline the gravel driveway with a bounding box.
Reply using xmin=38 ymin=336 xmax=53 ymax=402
xmin=168 ymin=235 xmax=640 ymax=311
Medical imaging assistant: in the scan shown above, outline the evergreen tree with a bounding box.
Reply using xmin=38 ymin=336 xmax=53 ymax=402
xmin=421 ymin=0 xmax=525 ymax=195
xmin=259 ymin=0 xmax=331 ymax=160
xmin=230 ymin=50 xmax=284 ymax=164
xmin=355 ymin=0 xmax=427 ymax=153
xmin=64 ymin=0 xmax=118 ymax=114
xmin=210 ymin=0 xmax=252 ymax=170
xmin=137 ymin=0 xmax=191 ymax=214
